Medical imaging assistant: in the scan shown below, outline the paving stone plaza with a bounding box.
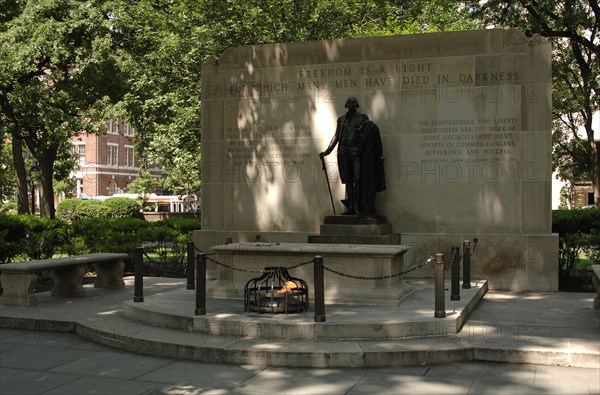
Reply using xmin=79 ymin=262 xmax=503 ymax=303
xmin=0 ymin=278 xmax=598 ymax=394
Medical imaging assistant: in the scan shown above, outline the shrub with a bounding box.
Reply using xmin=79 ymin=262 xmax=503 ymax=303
xmin=56 ymin=198 xmax=80 ymax=222
xmin=57 ymin=198 xmax=142 ymax=222
xmin=552 ymin=208 xmax=600 ymax=278
xmin=0 ymin=201 xmax=18 ymax=215
xmin=157 ymin=217 xmax=201 ymax=233
xmin=19 ymin=215 xmax=69 ymax=260
xmin=142 ymin=223 xmax=189 ymax=276
xmin=0 ymin=215 xmax=70 ymax=262
xmin=104 ymin=197 xmax=142 ymax=219
xmin=0 ymin=214 xmax=27 ymax=263
xmin=69 ymin=217 xmax=150 ymax=256
xmin=79 ymin=200 xmax=109 ymax=219
xmin=0 ymin=213 xmax=200 ymax=275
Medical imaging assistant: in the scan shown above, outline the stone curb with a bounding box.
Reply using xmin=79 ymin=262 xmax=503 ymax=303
xmin=2 ymin=314 xmax=597 ymax=369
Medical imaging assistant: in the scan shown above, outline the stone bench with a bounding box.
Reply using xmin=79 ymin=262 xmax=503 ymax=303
xmin=593 ymin=265 xmax=600 ymax=309
xmin=0 ymin=253 xmax=128 ymax=307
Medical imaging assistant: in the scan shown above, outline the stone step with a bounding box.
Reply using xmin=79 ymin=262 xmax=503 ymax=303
xmin=307 ymin=234 xmax=400 ymax=244
xmin=122 ymin=281 xmax=486 ymax=341
xmin=76 ymin=313 xmax=473 ymax=368
xmin=1 ymin=278 xmax=598 ymax=369
xmin=319 ymin=223 xmax=393 ymax=236
xmin=323 ymin=215 xmax=388 ymax=225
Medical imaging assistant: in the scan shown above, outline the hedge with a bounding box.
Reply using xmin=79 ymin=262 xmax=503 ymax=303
xmin=0 ymin=213 xmax=201 ymax=265
xmin=56 ymin=197 xmax=142 ymax=222
xmin=0 ymin=215 xmax=69 ymax=263
xmin=552 ymin=208 xmax=600 ymax=278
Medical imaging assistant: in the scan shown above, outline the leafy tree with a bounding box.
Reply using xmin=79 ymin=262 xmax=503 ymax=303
xmin=471 ymin=0 xmax=599 ymax=207
xmin=0 ymin=131 xmax=15 ymax=201
xmin=2 ymin=0 xmax=477 ymax=209
xmin=0 ymin=0 xmax=130 ymax=217
xmin=113 ymin=0 xmax=474 ymax=194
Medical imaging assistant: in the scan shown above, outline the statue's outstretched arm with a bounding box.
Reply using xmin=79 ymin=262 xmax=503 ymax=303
xmin=320 ymin=125 xmax=341 ymax=158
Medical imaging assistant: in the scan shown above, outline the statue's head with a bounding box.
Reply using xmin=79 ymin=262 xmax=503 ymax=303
xmin=345 ymin=96 xmax=359 ymax=109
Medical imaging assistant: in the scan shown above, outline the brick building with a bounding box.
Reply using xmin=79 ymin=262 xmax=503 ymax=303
xmin=72 ymin=119 xmax=161 ymax=197
xmin=572 ymin=182 xmax=596 ymax=208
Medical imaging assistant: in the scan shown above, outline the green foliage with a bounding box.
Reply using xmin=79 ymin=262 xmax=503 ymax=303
xmin=141 ymin=218 xmax=199 ymax=275
xmin=79 ymin=200 xmax=109 ymax=219
xmin=0 ymin=0 xmax=131 ymax=217
xmin=104 ymin=197 xmax=143 ymax=219
xmin=0 ymin=214 xmax=69 ymax=262
xmin=118 ymin=0 xmax=475 ymax=195
xmin=55 ymin=199 xmax=81 ymax=222
xmin=0 ymin=201 xmax=17 ymax=215
xmin=0 ymin=212 xmax=200 ymax=273
xmin=57 ymin=198 xmax=143 ymax=221
xmin=552 ymin=208 xmax=600 ymax=279
xmin=69 ymin=217 xmax=150 ymax=256
xmin=0 ymin=137 xmax=14 ymax=200
xmin=125 ymin=169 xmax=160 ymax=195
xmin=0 ymin=214 xmax=27 ymax=263
xmin=19 ymin=215 xmax=69 ymax=260
xmin=157 ymin=216 xmax=202 ymax=233
xmin=56 ymin=199 xmax=107 ymax=221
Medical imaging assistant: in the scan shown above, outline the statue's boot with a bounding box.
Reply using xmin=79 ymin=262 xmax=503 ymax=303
xmin=342 ymin=185 xmax=356 ymax=215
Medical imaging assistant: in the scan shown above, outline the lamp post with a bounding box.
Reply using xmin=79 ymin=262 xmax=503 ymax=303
xmin=29 ymin=161 xmax=40 ymax=215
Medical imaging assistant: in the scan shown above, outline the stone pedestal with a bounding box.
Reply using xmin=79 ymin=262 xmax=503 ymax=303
xmin=0 ymin=272 xmax=38 ymax=307
xmin=308 ymin=216 xmax=400 ymax=245
xmin=209 ymin=242 xmax=413 ymax=305
xmin=94 ymin=260 xmax=126 ymax=289
xmin=51 ymin=266 xmax=86 ymax=297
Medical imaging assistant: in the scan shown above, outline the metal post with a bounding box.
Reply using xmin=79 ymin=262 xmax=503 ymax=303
xmin=186 ymin=241 xmax=195 ymax=290
xmin=195 ymin=253 xmax=206 ymax=315
xmin=313 ymin=256 xmax=326 ymax=322
xmin=31 ymin=184 xmax=35 ymax=215
xmin=434 ymin=252 xmax=446 ymax=318
xmin=133 ymin=247 xmax=144 ymax=302
xmin=462 ymin=240 xmax=471 ymax=289
xmin=451 ymin=246 xmax=461 ymax=301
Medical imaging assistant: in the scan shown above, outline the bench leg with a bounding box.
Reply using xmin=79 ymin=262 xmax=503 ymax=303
xmin=51 ymin=266 xmax=86 ymax=297
xmin=0 ymin=272 xmax=38 ymax=307
xmin=94 ymin=259 xmax=125 ymax=289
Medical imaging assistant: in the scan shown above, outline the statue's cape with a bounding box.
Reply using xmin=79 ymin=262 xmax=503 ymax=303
xmin=362 ymin=121 xmax=386 ymax=192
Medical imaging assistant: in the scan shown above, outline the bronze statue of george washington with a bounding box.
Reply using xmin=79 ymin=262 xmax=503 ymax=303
xmin=319 ymin=97 xmax=385 ymax=215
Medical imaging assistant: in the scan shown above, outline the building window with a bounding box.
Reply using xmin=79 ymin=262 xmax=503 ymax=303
xmin=124 ymin=123 xmax=135 ymax=137
xmin=125 ymin=146 xmax=135 ymax=168
xmin=588 ymin=192 xmax=595 ymax=205
xmin=107 ymin=143 xmax=119 ymax=166
xmin=74 ymin=144 xmax=86 ymax=166
xmin=107 ymin=119 xmax=119 ymax=135
xmin=108 ymin=179 xmax=117 ymax=196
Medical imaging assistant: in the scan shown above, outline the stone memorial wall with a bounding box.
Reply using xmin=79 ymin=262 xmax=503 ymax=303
xmin=196 ymin=29 xmax=558 ymax=291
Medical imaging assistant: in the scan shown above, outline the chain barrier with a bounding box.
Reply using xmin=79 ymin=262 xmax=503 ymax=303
xmin=323 ymin=255 xmax=436 ymax=281
xmin=204 ymin=255 xmax=314 ymax=274
xmin=189 ymin=241 xmax=445 ymax=280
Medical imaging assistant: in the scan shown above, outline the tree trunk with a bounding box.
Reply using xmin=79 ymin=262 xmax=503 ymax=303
xmin=35 ymin=151 xmax=57 ymax=218
xmin=10 ymin=133 xmax=30 ymax=214
xmin=23 ymin=136 xmax=58 ymax=219
xmin=592 ymin=140 xmax=600 ymax=208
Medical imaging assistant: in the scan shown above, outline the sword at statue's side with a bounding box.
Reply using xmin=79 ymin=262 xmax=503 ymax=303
xmin=320 ymin=154 xmax=336 ymax=215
